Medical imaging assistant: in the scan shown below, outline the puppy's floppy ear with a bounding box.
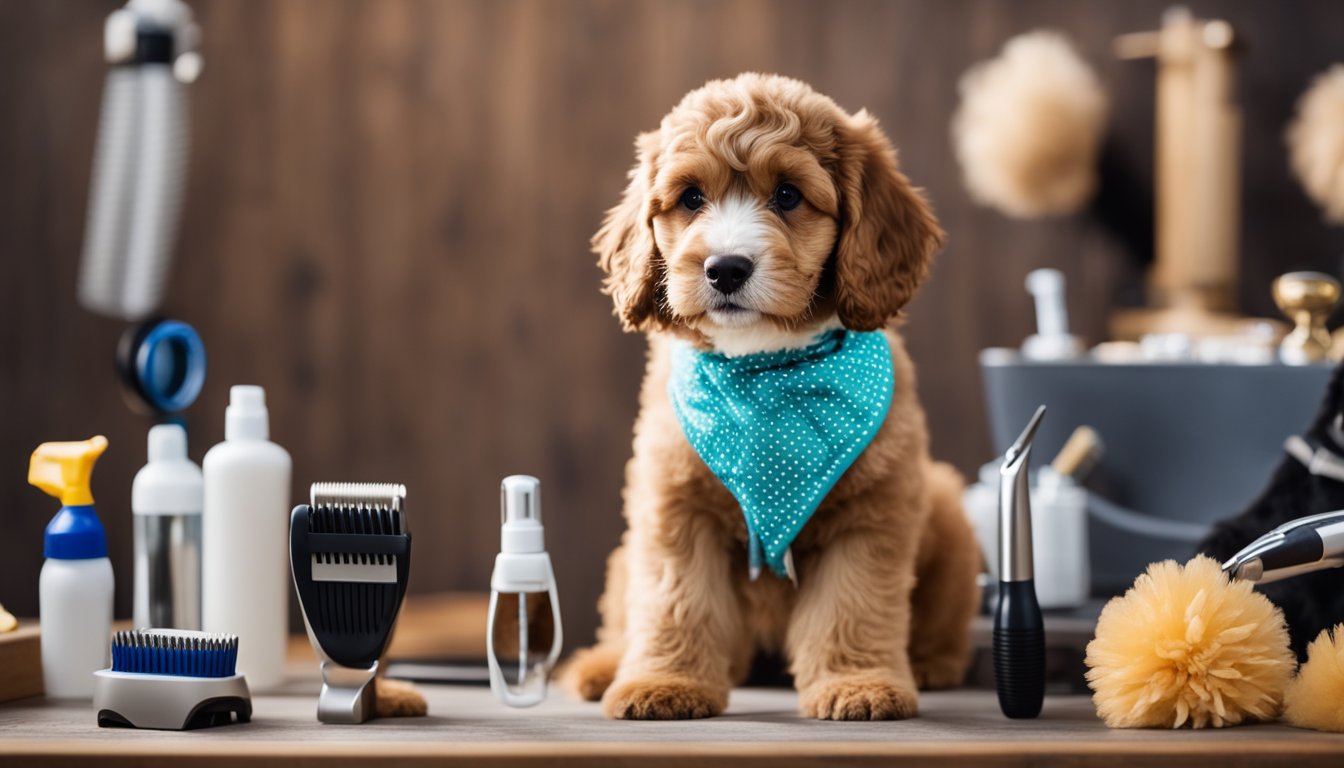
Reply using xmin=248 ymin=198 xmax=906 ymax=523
xmin=832 ymin=111 xmax=945 ymax=331
xmin=593 ymin=131 xmax=664 ymax=332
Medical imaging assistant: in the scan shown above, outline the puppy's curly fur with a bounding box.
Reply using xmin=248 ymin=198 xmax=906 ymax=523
xmin=564 ymin=74 xmax=980 ymax=721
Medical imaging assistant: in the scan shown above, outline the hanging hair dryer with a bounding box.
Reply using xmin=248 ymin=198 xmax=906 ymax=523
xmin=79 ymin=0 xmax=201 ymax=322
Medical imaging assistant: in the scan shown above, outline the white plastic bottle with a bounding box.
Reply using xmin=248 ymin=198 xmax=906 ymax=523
xmin=29 ymin=436 xmax=115 ymax=699
xmin=202 ymin=386 xmax=292 ymax=690
xmin=132 ymin=424 xmax=203 ymax=630
xmin=40 ymin=559 xmax=114 ymax=697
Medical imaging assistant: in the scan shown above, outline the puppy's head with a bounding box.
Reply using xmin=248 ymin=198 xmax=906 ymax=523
xmin=594 ymin=73 xmax=943 ymax=353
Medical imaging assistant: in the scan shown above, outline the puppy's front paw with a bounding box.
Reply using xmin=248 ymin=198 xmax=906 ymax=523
xmin=799 ymin=674 xmax=918 ymax=720
xmin=602 ymin=676 xmax=726 ymax=720
xmin=558 ymin=645 xmax=621 ymax=701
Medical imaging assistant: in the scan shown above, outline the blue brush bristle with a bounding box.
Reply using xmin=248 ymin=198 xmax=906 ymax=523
xmin=110 ymin=629 xmax=239 ymax=678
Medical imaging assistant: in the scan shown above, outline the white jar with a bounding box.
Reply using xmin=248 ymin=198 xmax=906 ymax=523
xmin=964 ymin=464 xmax=1090 ymax=609
xmin=1031 ymin=471 xmax=1090 ymax=608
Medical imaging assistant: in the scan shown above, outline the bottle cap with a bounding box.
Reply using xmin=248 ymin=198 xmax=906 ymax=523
xmin=500 ymin=475 xmax=544 ymax=554
xmin=28 ymin=436 xmax=109 ymax=560
xmin=132 ymin=424 xmax=203 ymax=515
xmin=501 ymin=475 xmax=541 ymax=524
xmin=225 ymin=385 xmax=269 ymax=441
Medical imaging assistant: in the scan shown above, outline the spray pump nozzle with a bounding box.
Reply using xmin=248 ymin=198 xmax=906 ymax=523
xmin=29 ymin=436 xmax=109 ymax=507
xmin=29 ymin=436 xmax=111 ymax=561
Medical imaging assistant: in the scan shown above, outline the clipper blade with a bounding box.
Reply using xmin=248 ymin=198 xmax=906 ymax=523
xmin=309 ymin=483 xmax=407 ymax=584
xmin=290 ymin=482 xmax=411 ymax=671
xmin=311 ymin=482 xmax=408 ymax=509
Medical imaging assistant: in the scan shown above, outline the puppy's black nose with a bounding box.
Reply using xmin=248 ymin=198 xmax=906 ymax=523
xmin=704 ymin=255 xmax=753 ymax=295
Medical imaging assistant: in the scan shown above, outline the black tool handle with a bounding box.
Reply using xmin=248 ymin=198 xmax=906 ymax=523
xmin=993 ymin=579 xmax=1045 ymax=719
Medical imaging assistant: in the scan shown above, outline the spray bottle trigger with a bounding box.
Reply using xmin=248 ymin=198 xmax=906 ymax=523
xmin=28 ymin=436 xmax=109 ymax=506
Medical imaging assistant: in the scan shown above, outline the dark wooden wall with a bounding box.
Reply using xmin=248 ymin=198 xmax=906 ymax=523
xmin=3 ymin=0 xmax=1343 ymax=648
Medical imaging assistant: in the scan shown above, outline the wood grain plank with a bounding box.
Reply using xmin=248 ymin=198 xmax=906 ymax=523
xmin=0 ymin=624 xmax=42 ymax=703
xmin=3 ymin=688 xmax=1343 ymax=768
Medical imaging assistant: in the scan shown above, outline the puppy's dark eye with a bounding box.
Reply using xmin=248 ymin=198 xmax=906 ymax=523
xmin=680 ymin=187 xmax=705 ymax=212
xmin=772 ymin=183 xmax=803 ymax=211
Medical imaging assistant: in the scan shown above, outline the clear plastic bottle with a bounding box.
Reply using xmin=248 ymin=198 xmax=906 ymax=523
xmin=132 ymin=424 xmax=203 ymax=629
xmin=202 ymin=386 xmax=291 ymax=690
xmin=487 ymin=476 xmax=562 ymax=707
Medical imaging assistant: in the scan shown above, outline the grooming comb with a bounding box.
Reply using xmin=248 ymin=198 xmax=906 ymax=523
xmin=93 ymin=628 xmax=251 ymax=730
xmin=290 ymin=482 xmax=411 ymax=723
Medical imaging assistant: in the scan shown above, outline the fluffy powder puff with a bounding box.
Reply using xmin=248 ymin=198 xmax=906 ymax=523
xmin=952 ymin=31 xmax=1107 ymax=218
xmin=1288 ymin=65 xmax=1344 ymax=224
xmin=1085 ymin=556 xmax=1295 ymax=729
xmin=1284 ymin=624 xmax=1344 ymax=733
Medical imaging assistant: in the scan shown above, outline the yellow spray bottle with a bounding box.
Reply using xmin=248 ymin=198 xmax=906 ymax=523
xmin=29 ymin=436 xmax=114 ymax=699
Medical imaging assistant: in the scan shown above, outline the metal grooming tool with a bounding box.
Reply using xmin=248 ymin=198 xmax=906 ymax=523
xmin=1222 ymin=510 xmax=1344 ymax=584
xmin=289 ymin=483 xmax=410 ymax=724
xmin=994 ymin=405 xmax=1047 ymax=719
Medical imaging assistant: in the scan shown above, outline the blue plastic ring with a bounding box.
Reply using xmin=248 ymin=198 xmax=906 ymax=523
xmin=134 ymin=319 xmax=207 ymax=413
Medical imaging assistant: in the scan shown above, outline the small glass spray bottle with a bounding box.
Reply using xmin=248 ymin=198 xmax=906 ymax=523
xmin=487 ymin=475 xmax=563 ymax=707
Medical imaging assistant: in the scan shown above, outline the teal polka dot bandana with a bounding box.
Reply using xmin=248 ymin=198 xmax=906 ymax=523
xmin=668 ymin=329 xmax=895 ymax=580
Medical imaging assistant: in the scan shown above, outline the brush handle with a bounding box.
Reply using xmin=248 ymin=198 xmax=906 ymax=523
xmin=993 ymin=580 xmax=1045 ymax=719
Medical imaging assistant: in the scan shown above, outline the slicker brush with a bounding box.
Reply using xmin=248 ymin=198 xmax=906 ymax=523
xmin=1085 ymin=556 xmax=1295 ymax=729
xmin=110 ymin=628 xmax=238 ymax=677
xmin=94 ymin=628 xmax=251 ymax=730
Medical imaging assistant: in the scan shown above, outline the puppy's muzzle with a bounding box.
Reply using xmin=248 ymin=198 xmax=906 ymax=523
xmin=704 ymin=255 xmax=753 ymax=295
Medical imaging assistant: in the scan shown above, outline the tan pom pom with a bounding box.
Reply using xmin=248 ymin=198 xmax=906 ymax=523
xmin=375 ymin=677 xmax=428 ymax=718
xmin=1284 ymin=624 xmax=1344 ymax=733
xmin=1085 ymin=556 xmax=1295 ymax=729
xmin=951 ymin=31 xmax=1107 ymax=218
xmin=1287 ymin=65 xmax=1344 ymax=224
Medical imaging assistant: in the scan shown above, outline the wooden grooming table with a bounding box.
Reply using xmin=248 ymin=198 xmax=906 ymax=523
xmin=3 ymin=684 xmax=1343 ymax=767
xmin=4 ymin=593 xmax=1342 ymax=766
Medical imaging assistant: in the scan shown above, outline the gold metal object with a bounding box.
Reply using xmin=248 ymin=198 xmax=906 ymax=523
xmin=1331 ymin=329 xmax=1344 ymax=362
xmin=1274 ymin=272 xmax=1340 ymax=364
xmin=1111 ymin=7 xmax=1244 ymax=340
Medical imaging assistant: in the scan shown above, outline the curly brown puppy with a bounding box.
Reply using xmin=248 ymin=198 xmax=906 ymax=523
xmin=563 ymin=73 xmax=980 ymax=721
